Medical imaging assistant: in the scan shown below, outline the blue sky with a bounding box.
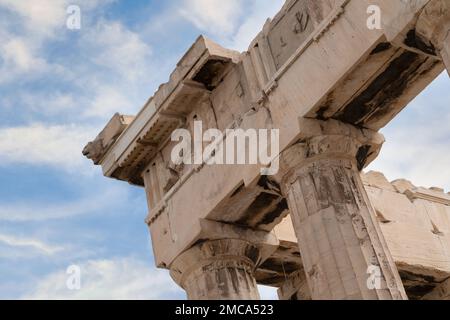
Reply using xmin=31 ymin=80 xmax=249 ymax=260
xmin=0 ymin=0 xmax=448 ymax=300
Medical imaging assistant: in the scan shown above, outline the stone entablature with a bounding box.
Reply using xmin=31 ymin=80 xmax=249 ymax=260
xmin=83 ymin=0 xmax=450 ymax=300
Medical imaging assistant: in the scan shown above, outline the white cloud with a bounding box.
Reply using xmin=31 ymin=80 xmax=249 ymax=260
xmin=76 ymin=0 xmax=117 ymax=11
xmin=83 ymin=20 xmax=153 ymax=83
xmin=178 ymin=0 xmax=244 ymax=36
xmin=0 ymin=185 xmax=128 ymax=222
xmin=0 ymin=1 xmax=60 ymax=84
xmin=1 ymin=37 xmax=47 ymax=72
xmin=84 ymin=85 xmax=135 ymax=118
xmin=0 ymin=1 xmax=179 ymax=123
xmin=0 ymin=233 xmax=63 ymax=255
xmin=228 ymin=0 xmax=284 ymax=51
xmin=0 ymin=0 xmax=115 ymax=37
xmin=1 ymin=90 xmax=77 ymax=118
xmin=177 ymin=0 xmax=284 ymax=49
xmin=369 ymin=73 xmax=450 ymax=191
xmin=30 ymin=93 xmax=77 ymax=115
xmin=23 ymin=257 xmax=181 ymax=300
xmin=23 ymin=257 xmax=279 ymax=300
xmin=369 ymin=125 xmax=450 ymax=191
xmin=0 ymin=0 xmax=119 ymax=85
xmin=0 ymin=33 xmax=53 ymax=83
xmin=0 ymin=0 xmax=66 ymax=37
xmin=67 ymin=20 xmax=155 ymax=120
xmin=0 ymin=123 xmax=96 ymax=171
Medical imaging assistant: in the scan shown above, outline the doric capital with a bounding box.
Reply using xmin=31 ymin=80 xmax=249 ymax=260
xmin=277 ymin=118 xmax=384 ymax=186
xmin=168 ymin=220 xmax=279 ymax=291
xmin=416 ymin=0 xmax=450 ymax=51
xmin=170 ymin=239 xmax=261 ymax=290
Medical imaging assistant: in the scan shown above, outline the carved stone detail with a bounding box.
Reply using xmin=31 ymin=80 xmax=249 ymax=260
xmin=416 ymin=0 xmax=450 ymax=73
xmin=82 ymin=0 xmax=450 ymax=301
xmin=170 ymin=239 xmax=261 ymax=300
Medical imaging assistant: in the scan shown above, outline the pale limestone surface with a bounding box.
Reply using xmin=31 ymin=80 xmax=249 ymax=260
xmin=364 ymin=171 xmax=450 ymax=299
xmin=83 ymin=0 xmax=450 ymax=300
xmin=276 ymin=120 xmax=406 ymax=300
xmin=274 ymin=171 xmax=450 ymax=300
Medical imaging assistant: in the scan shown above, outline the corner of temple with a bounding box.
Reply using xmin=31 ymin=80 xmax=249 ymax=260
xmin=82 ymin=113 xmax=135 ymax=165
xmin=80 ymin=0 xmax=450 ymax=301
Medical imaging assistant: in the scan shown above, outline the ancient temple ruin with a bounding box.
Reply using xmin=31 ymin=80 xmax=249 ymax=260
xmin=83 ymin=0 xmax=450 ymax=300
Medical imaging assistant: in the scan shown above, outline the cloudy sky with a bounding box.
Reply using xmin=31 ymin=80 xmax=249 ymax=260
xmin=0 ymin=0 xmax=448 ymax=300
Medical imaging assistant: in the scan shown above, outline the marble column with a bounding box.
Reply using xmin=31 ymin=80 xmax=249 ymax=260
xmin=170 ymin=239 xmax=261 ymax=300
xmin=278 ymin=118 xmax=407 ymax=300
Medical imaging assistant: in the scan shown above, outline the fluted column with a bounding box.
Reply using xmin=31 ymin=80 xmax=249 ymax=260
xmin=170 ymin=239 xmax=261 ymax=300
xmin=278 ymin=118 xmax=407 ymax=300
xmin=416 ymin=0 xmax=450 ymax=75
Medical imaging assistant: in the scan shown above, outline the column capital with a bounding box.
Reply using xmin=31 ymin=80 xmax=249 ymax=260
xmin=277 ymin=118 xmax=384 ymax=188
xmin=416 ymin=0 xmax=450 ymax=52
xmin=169 ymin=221 xmax=279 ymax=300
xmin=415 ymin=0 xmax=450 ymax=74
xmin=169 ymin=238 xmax=262 ymax=300
xmin=170 ymin=239 xmax=260 ymax=287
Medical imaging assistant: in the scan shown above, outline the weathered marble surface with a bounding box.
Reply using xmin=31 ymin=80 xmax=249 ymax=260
xmin=83 ymin=0 xmax=450 ymax=300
